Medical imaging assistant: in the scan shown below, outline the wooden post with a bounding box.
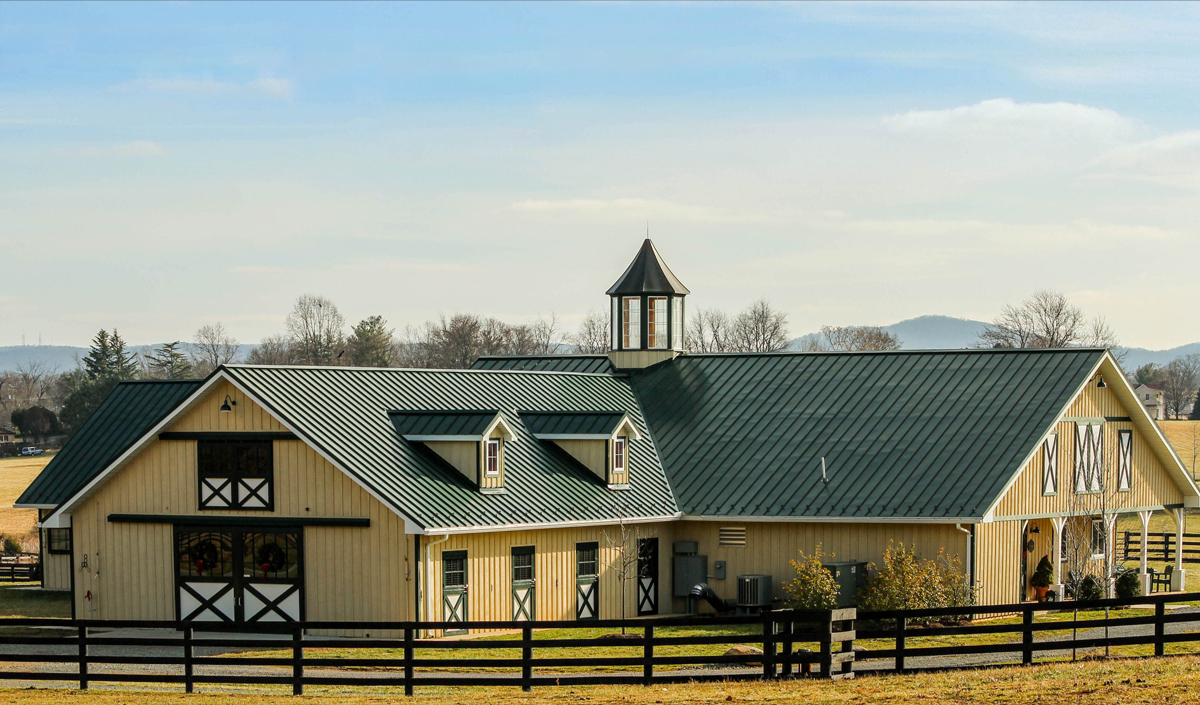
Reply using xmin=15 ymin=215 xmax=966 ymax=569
xmin=1022 ymin=607 xmax=1034 ymax=666
xmin=77 ymin=624 xmax=88 ymax=691
xmin=643 ymin=624 xmax=654 ymax=686
xmin=894 ymin=617 xmax=905 ymax=673
xmin=762 ymin=610 xmax=777 ymax=679
xmin=183 ymin=625 xmax=194 ymax=694
xmin=403 ymin=626 xmax=414 ymax=697
xmin=818 ymin=619 xmax=832 ymax=680
xmin=292 ymin=625 xmax=303 ymax=696
xmin=1155 ymin=601 xmax=1165 ymax=657
xmin=780 ymin=611 xmax=793 ymax=678
xmin=521 ymin=624 xmax=532 ymax=692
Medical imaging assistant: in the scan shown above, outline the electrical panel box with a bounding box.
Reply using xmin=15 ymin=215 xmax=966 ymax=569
xmin=713 ymin=560 xmax=726 ymax=580
xmin=673 ymin=555 xmax=708 ymax=597
xmin=822 ymin=561 xmax=869 ymax=608
xmin=673 ymin=541 xmax=699 ymax=555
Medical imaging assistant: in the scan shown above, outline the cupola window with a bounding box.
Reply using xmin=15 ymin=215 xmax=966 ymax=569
xmin=648 ymin=297 xmax=668 ymax=349
xmin=622 ymin=297 xmax=641 ymax=349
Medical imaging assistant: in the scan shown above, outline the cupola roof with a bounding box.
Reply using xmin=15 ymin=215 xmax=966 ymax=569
xmin=606 ymin=239 xmax=690 ymax=296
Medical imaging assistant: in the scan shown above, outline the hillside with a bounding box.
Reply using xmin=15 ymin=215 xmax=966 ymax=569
xmin=792 ymin=315 xmax=987 ymax=351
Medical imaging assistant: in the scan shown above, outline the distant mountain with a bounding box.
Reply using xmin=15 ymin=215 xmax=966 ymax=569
xmin=1117 ymin=344 xmax=1200 ymax=371
xmin=0 ymin=343 xmax=256 ymax=373
xmin=792 ymin=315 xmax=988 ymax=351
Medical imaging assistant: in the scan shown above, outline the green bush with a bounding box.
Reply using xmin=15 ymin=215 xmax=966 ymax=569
xmin=1030 ymin=556 xmax=1054 ymax=589
xmin=1 ymin=537 xmax=20 ymax=554
xmin=1075 ymin=574 xmax=1104 ymax=601
xmin=857 ymin=542 xmax=975 ymax=615
xmin=1115 ymin=570 xmax=1142 ymax=599
xmin=782 ymin=546 xmax=839 ymax=610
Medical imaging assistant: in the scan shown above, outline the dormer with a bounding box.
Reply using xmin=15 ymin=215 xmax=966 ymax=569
xmin=607 ymin=239 xmax=690 ymax=370
xmin=520 ymin=411 xmax=642 ymax=489
xmin=391 ymin=410 xmax=516 ymax=494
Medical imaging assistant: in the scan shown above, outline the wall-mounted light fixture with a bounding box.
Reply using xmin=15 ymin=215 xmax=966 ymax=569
xmin=219 ymin=395 xmax=237 ymax=413
xmin=1096 ymin=375 xmax=1107 ymax=388
xmin=1030 ymin=525 xmax=1041 ymax=534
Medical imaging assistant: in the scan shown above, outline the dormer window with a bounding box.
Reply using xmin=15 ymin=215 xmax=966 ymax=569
xmin=486 ymin=439 xmax=501 ymax=476
xmin=614 ymin=436 xmax=627 ymax=473
xmin=521 ymin=410 xmax=641 ymax=489
xmin=622 ymin=297 xmax=641 ymax=349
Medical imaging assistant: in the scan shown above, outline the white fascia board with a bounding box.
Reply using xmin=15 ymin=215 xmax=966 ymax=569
xmin=612 ymin=414 xmax=643 ymax=441
xmin=534 ymin=433 xmax=609 ymax=440
xmin=13 ymin=503 xmax=58 ymax=510
xmin=404 ymin=435 xmax=481 ymax=442
xmin=484 ymin=413 xmax=516 ymax=441
xmin=422 ymin=513 xmax=681 ymax=535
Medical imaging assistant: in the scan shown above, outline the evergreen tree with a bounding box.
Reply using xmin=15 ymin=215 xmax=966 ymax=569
xmin=148 ymin=342 xmax=194 ymax=379
xmin=59 ymin=328 xmax=140 ymax=434
xmin=347 ymin=316 xmax=395 ymax=367
xmin=10 ymin=406 xmax=61 ymax=441
xmin=1190 ymin=389 xmax=1200 ymax=420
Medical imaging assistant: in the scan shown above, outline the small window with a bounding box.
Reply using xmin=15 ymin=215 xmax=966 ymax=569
xmin=622 ymin=297 xmax=641 ymax=349
xmin=485 ymin=439 xmax=501 ymax=476
xmin=47 ymin=528 xmax=71 ymax=554
xmin=672 ymin=297 xmax=684 ymax=349
xmin=1091 ymin=518 xmax=1106 ymax=558
xmin=576 ymin=542 xmax=599 ymax=577
xmin=444 ymin=552 xmax=467 ymax=587
xmin=613 ymin=436 xmax=627 ymax=473
xmin=513 ymin=546 xmax=534 ymax=582
xmin=719 ymin=527 xmax=747 ymax=547
xmin=647 ymin=297 xmax=668 ymax=349
xmin=198 ymin=440 xmax=273 ymax=511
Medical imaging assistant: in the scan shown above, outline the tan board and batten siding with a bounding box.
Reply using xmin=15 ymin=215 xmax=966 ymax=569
xmin=70 ymin=382 xmax=413 ymax=631
xmin=41 ymin=535 xmax=70 ymax=591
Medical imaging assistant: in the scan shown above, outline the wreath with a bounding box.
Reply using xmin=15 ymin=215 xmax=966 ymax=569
xmin=188 ymin=540 xmax=219 ymax=575
xmin=256 ymin=542 xmax=288 ymax=576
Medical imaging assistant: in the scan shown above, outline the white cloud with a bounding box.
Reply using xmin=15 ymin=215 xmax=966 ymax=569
xmin=1089 ymin=130 xmax=1200 ymax=189
xmin=77 ymin=141 xmax=165 ymax=158
xmin=118 ymin=76 xmax=292 ymax=99
xmin=883 ymin=98 xmax=1133 ymax=138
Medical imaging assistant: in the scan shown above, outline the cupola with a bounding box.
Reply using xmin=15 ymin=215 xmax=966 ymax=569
xmin=607 ymin=239 xmax=689 ymax=369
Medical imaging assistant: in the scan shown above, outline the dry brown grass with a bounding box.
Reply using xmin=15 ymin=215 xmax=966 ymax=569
xmin=0 ymin=654 xmax=1199 ymax=704
xmin=0 ymin=455 xmax=50 ymax=550
xmin=1159 ymin=420 xmax=1200 ymax=479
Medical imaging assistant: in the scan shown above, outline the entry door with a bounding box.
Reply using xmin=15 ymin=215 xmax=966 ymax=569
xmin=442 ymin=550 xmax=468 ymax=634
xmin=637 ymin=537 xmax=659 ymax=616
xmin=511 ymin=546 xmax=535 ymax=621
xmin=576 ymin=542 xmax=599 ymax=620
xmin=176 ymin=528 xmax=303 ymax=622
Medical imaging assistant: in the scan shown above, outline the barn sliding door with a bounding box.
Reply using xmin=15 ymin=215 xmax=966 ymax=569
xmin=511 ymin=546 xmax=535 ymax=621
xmin=637 ymin=538 xmax=659 ymax=616
xmin=176 ymin=527 xmax=303 ymax=623
xmin=576 ymin=542 xmax=599 ymax=620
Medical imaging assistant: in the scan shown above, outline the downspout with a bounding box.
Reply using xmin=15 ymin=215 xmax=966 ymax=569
xmin=423 ymin=533 xmax=450 ymax=638
xmin=956 ymin=524 xmax=975 ymax=592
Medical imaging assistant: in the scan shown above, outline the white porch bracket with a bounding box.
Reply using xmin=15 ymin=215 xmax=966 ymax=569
xmin=1138 ymin=510 xmax=1154 ymax=596
xmin=1050 ymin=516 xmax=1067 ymax=599
xmin=1173 ymin=508 xmax=1188 ymax=591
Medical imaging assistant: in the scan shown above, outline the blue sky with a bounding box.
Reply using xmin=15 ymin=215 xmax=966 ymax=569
xmin=4 ymin=2 xmax=1200 ymax=350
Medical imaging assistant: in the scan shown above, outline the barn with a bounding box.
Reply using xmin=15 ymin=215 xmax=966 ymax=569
xmin=20 ymin=241 xmax=1199 ymax=630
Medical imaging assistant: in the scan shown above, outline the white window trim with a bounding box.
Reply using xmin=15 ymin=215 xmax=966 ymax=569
xmin=647 ymin=297 xmax=668 ymax=350
xmin=622 ymin=297 xmax=641 ymax=349
xmin=1042 ymin=433 xmax=1058 ymax=496
xmin=485 ymin=438 xmax=501 ymax=477
xmin=613 ymin=436 xmax=627 ymax=473
xmin=1117 ymin=429 xmax=1132 ymax=492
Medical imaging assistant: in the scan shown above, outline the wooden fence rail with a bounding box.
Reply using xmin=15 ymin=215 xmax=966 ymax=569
xmin=0 ymin=593 xmax=1196 ymax=695
xmin=1120 ymin=532 xmax=1200 ymax=563
xmin=0 ymin=553 xmax=38 ymax=582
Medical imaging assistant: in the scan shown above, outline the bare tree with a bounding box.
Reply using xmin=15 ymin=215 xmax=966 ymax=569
xmin=192 ymin=323 xmax=241 ymax=375
xmin=978 ymin=289 xmax=1122 ymax=361
xmin=14 ymin=361 xmax=50 ymax=407
xmin=602 ymin=519 xmax=643 ymax=633
xmin=285 ymin=294 xmax=346 ymax=366
xmin=570 ymin=310 xmax=611 ymax=354
xmin=1161 ymin=355 xmax=1200 ymax=419
xmin=247 ymin=335 xmax=294 ymax=365
xmin=687 ymin=308 xmax=736 ymax=353
xmin=732 ymin=299 xmax=790 ymax=352
xmin=817 ymin=325 xmax=902 ymax=352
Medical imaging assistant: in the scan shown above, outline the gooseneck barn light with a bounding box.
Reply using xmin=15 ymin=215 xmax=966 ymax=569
xmin=219 ymin=395 xmax=237 ymax=413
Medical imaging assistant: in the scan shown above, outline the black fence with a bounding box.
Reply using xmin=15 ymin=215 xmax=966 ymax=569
xmin=0 ymin=553 xmax=38 ymax=582
xmin=0 ymin=594 xmax=1196 ymax=695
xmin=1121 ymin=532 xmax=1200 ymax=563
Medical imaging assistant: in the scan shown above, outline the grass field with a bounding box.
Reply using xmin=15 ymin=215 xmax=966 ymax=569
xmin=0 ymin=455 xmax=49 ymax=551
xmin=0 ymin=653 xmax=1198 ymax=703
xmin=1159 ymin=420 xmax=1200 ymax=479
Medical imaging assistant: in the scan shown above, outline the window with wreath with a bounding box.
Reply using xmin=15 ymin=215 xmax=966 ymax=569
xmin=197 ymin=440 xmax=274 ymax=510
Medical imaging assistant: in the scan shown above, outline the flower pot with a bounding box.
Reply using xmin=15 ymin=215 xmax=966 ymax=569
xmin=1033 ymin=586 xmax=1049 ymax=600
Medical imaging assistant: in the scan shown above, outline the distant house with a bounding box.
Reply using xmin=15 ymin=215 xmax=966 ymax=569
xmin=0 ymin=426 xmax=16 ymax=444
xmin=1134 ymin=384 xmax=1167 ymax=420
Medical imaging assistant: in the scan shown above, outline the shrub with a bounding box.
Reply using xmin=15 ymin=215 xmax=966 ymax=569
xmin=1075 ymin=574 xmax=1104 ymax=602
xmin=782 ymin=546 xmax=840 ymax=610
xmin=2 ymin=537 xmax=21 ymax=554
xmin=1115 ymin=569 xmax=1142 ymax=599
xmin=1031 ymin=556 xmax=1054 ymax=589
xmin=857 ymin=542 xmax=975 ymax=615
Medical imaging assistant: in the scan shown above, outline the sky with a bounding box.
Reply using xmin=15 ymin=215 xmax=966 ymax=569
xmin=3 ymin=2 xmax=1200 ymax=350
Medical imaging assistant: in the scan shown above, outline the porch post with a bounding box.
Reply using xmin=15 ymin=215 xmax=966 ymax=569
xmin=1104 ymin=514 xmax=1118 ymax=598
xmin=1139 ymin=510 xmax=1153 ymax=595
xmin=1050 ymin=516 xmax=1066 ymax=599
xmin=1172 ymin=508 xmax=1187 ymax=591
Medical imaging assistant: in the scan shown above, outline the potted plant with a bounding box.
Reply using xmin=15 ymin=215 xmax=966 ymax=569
xmin=1030 ymin=555 xmax=1054 ymax=600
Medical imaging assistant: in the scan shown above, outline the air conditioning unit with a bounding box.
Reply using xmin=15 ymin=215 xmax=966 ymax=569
xmin=736 ymin=574 xmax=773 ymax=608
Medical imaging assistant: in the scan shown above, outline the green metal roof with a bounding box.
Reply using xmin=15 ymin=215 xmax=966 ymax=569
xmin=606 ymin=239 xmax=691 ymax=296
xmin=520 ymin=411 xmax=628 ymax=436
xmin=629 ymin=348 xmax=1104 ymax=519
xmin=221 ymin=365 xmax=677 ymax=529
xmin=390 ymin=410 xmax=500 ymax=438
xmin=17 ymin=379 xmax=202 ymax=507
xmin=471 ymin=355 xmax=614 ymax=374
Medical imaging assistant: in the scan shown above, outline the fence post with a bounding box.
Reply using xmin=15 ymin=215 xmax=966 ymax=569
xmin=1155 ymin=601 xmax=1165 ymax=657
xmin=818 ymin=614 xmax=833 ymax=680
xmin=1022 ymin=606 xmax=1034 ymax=666
xmin=762 ymin=610 xmax=777 ymax=679
xmin=77 ymin=624 xmax=88 ymax=691
xmin=404 ymin=626 xmax=414 ymax=696
xmin=643 ymin=624 xmax=654 ymax=686
xmin=780 ymin=611 xmax=793 ymax=678
xmin=521 ymin=624 xmax=532 ymax=692
xmin=894 ymin=617 xmax=905 ymax=673
xmin=183 ymin=625 xmax=194 ymax=694
xmin=292 ymin=625 xmax=303 ymax=696
xmin=839 ymin=609 xmax=856 ymax=680
xmin=1165 ymin=534 xmax=1171 ymax=563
